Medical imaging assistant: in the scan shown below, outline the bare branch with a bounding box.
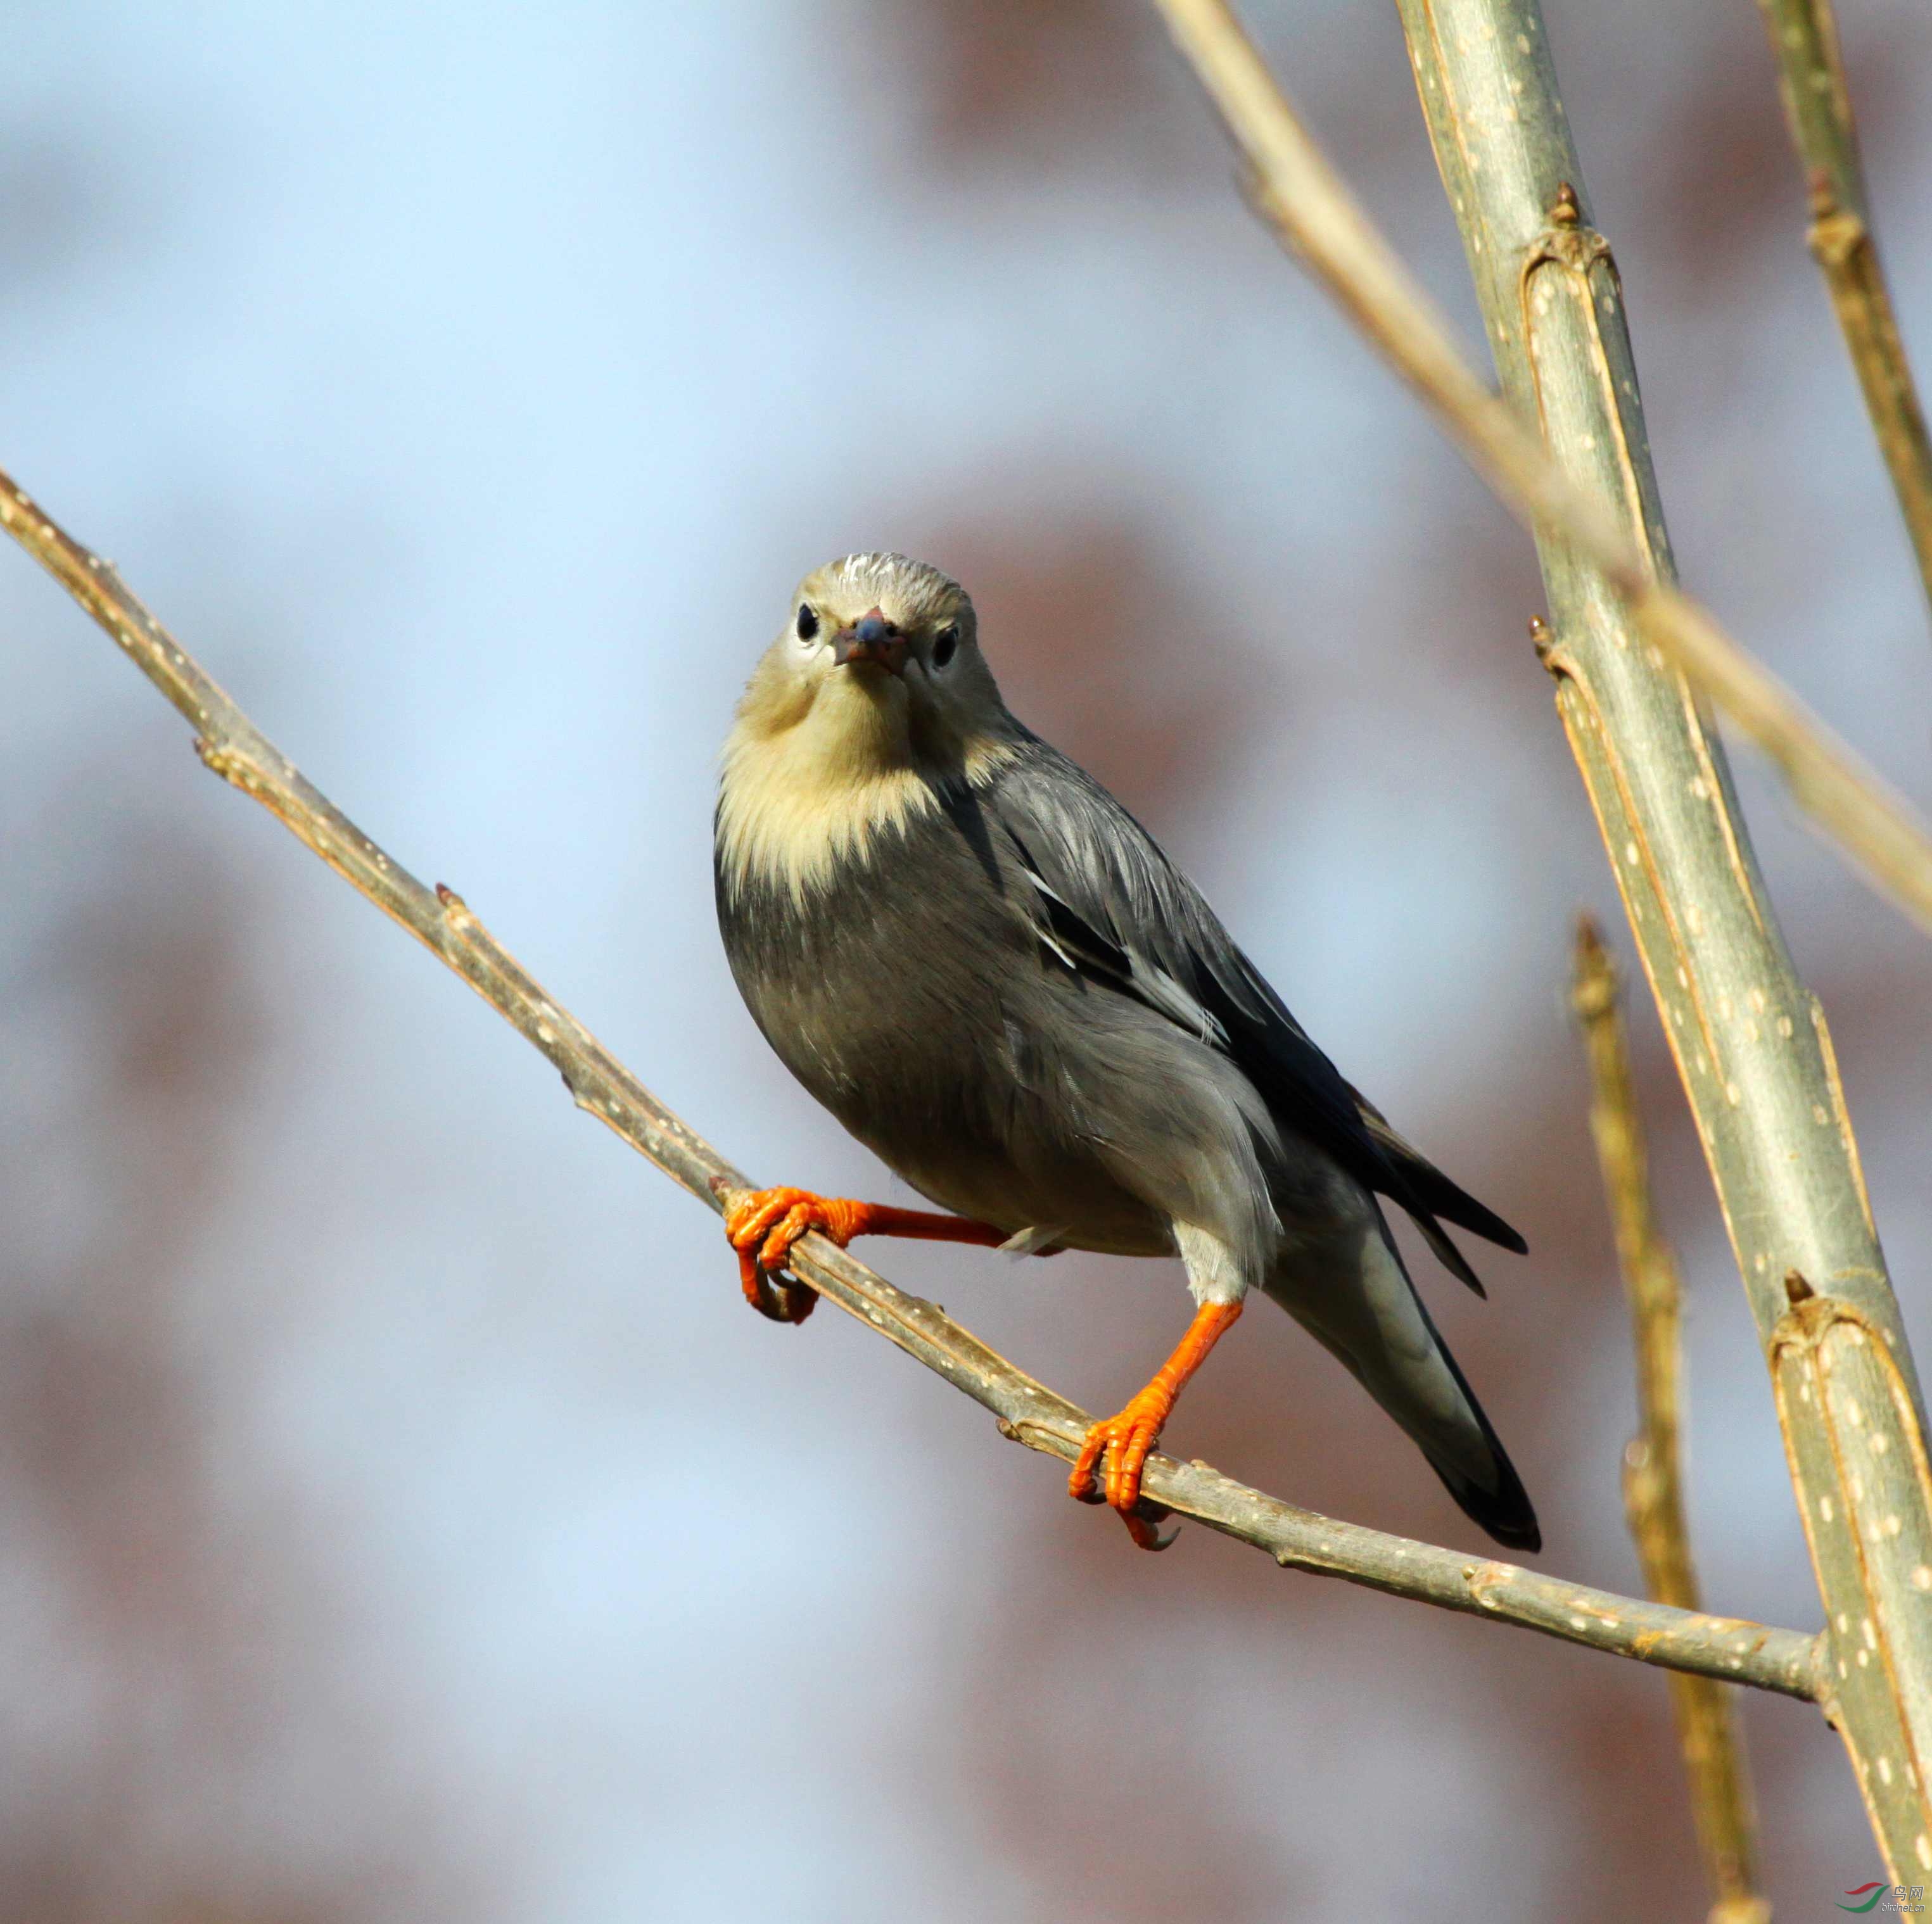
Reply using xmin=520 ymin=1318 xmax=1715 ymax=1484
xmin=1755 ymin=0 xmax=1932 ymax=619
xmin=1147 ymin=0 xmax=1932 ymax=937
xmin=0 ymin=465 xmax=1827 ymax=1704
xmin=1137 ymin=0 xmax=1932 ymax=1874
xmin=1573 ymin=920 xmax=1768 ymax=1924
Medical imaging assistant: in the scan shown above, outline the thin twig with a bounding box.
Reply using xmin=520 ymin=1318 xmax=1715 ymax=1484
xmin=1147 ymin=0 xmax=1932 ymax=936
xmin=1755 ymin=0 xmax=1932 ymax=619
xmin=1573 ymin=920 xmax=1769 ymax=1924
xmin=1 ymin=466 xmax=1827 ymax=1704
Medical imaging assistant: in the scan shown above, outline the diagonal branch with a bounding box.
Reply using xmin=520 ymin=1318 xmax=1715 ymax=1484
xmin=1146 ymin=0 xmax=1932 ymax=939
xmin=1755 ymin=0 xmax=1932 ymax=621
xmin=1 ymin=466 xmax=1826 ymax=1704
xmin=1573 ymin=920 xmax=1768 ymax=1924
xmin=1136 ymin=0 xmax=1932 ymax=1875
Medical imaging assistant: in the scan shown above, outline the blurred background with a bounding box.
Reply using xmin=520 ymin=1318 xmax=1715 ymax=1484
xmin=3 ymin=1 xmax=1930 ymax=1917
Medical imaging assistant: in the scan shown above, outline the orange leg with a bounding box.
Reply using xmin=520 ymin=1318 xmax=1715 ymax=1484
xmin=724 ymin=1186 xmax=1013 ymax=1325
xmin=1070 ymin=1300 xmax=1244 ymax=1550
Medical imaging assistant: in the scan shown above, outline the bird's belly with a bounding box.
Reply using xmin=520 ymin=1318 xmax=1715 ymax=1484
xmin=744 ymin=952 xmax=1171 ymax=1255
xmin=720 ymin=839 xmax=1181 ymax=1262
xmin=880 ymin=1131 xmax=1176 ymax=1258
xmin=795 ymin=997 xmax=1175 ymax=1257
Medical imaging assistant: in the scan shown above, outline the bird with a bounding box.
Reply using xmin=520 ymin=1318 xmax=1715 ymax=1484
xmin=714 ymin=552 xmax=1539 ymax=1554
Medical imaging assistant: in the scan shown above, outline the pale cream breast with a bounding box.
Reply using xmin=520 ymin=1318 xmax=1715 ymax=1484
xmin=717 ymin=672 xmax=1017 ymax=906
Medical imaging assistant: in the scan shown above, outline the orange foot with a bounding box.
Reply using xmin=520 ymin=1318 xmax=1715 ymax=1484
xmin=1069 ymin=1299 xmax=1243 ymax=1552
xmin=723 ymin=1186 xmax=1012 ymax=1326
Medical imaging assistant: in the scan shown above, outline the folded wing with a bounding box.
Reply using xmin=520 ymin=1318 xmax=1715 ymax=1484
xmin=982 ymin=740 xmax=1525 ymax=1294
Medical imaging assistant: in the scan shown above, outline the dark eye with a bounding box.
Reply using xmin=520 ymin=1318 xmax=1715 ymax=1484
xmin=932 ymin=622 xmax=959 ymax=668
xmin=796 ymin=604 xmax=818 ymax=641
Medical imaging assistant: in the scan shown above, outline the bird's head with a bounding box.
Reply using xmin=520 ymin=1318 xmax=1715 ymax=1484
xmin=732 ymin=552 xmax=1012 ymax=775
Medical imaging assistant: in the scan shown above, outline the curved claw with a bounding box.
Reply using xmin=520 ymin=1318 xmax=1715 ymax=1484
xmin=1069 ymin=1390 xmax=1178 ymax=1552
xmin=1119 ymin=1507 xmax=1179 ymax=1552
xmin=724 ymin=1186 xmax=868 ymax=1326
xmin=735 ymin=1238 xmax=816 ymax=1324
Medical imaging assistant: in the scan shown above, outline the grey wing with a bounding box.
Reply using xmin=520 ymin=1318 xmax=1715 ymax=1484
xmin=981 ymin=740 xmax=1525 ymax=1289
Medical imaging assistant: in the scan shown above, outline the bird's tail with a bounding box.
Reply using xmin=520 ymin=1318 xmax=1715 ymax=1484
xmin=1262 ymin=1203 xmax=1540 ymax=1552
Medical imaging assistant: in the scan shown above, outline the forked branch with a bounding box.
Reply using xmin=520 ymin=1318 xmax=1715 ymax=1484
xmin=1145 ymin=0 xmax=1932 ymax=939
xmin=1142 ymin=0 xmax=1932 ymax=1875
xmin=1 ymin=467 xmax=1824 ymax=1703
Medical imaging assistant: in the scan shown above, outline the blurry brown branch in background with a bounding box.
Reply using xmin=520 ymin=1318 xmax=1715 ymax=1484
xmin=1755 ymin=0 xmax=1932 ymax=620
xmin=1145 ymin=0 xmax=1932 ymax=939
xmin=1572 ymin=920 xmax=1768 ymax=1924
xmin=0 ymin=466 xmax=1831 ymax=1703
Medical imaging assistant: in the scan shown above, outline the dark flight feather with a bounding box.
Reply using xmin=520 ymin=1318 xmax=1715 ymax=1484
xmin=983 ymin=736 xmax=1523 ymax=1297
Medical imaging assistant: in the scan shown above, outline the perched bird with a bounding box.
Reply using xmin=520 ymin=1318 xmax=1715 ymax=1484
xmin=715 ymin=552 xmax=1539 ymax=1553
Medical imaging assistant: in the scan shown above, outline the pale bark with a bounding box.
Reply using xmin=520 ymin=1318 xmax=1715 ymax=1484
xmin=1144 ymin=0 xmax=1932 ymax=940
xmin=0 ymin=465 xmax=1826 ymax=1704
xmin=1141 ymin=0 xmax=1932 ymax=1876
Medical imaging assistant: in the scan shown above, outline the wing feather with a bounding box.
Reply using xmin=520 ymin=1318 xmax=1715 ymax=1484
xmin=982 ymin=740 xmax=1524 ymax=1287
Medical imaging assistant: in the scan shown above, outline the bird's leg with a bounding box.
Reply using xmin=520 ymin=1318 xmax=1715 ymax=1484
xmin=723 ymin=1186 xmax=1012 ymax=1324
xmin=1070 ymin=1300 xmax=1244 ymax=1550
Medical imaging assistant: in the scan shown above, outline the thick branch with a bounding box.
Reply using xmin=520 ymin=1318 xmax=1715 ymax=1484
xmin=1145 ymin=0 xmax=1932 ymax=937
xmin=1133 ymin=0 xmax=1932 ymax=1873
xmin=1573 ymin=920 xmax=1768 ymax=1924
xmin=1755 ymin=0 xmax=1932 ymax=619
xmin=1 ymin=467 xmax=1826 ymax=1704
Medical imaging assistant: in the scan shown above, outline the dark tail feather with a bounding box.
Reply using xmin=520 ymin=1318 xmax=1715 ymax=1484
xmin=1264 ymin=1203 xmax=1541 ymax=1554
xmin=1409 ymin=1208 xmax=1488 ymax=1299
xmin=1352 ymin=1096 xmax=1529 ymax=1255
xmin=1421 ymin=1417 xmax=1542 ymax=1553
xmin=1408 ymin=1168 xmax=1528 ymax=1258
xmin=1406 ymin=1260 xmax=1541 ymax=1550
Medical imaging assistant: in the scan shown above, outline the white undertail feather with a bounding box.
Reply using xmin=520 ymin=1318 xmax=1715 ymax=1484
xmin=1174 ymin=1220 xmax=1249 ymax=1307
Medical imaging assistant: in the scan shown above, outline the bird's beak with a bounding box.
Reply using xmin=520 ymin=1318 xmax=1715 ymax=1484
xmin=831 ymin=606 xmax=907 ymax=676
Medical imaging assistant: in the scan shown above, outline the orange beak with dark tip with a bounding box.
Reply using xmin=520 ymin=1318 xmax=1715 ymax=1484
xmin=832 ymin=605 xmax=908 ymax=675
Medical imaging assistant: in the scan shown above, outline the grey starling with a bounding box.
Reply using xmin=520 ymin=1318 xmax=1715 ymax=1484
xmin=715 ymin=552 xmax=1539 ymax=1553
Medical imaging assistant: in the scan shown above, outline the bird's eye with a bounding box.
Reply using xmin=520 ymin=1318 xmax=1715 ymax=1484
xmin=932 ymin=622 xmax=960 ymax=668
xmin=796 ymin=604 xmax=819 ymax=642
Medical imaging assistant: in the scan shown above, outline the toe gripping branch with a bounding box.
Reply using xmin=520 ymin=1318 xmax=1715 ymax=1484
xmin=1071 ymin=1300 xmax=1243 ymax=1552
xmin=720 ymin=1184 xmax=1011 ymax=1326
